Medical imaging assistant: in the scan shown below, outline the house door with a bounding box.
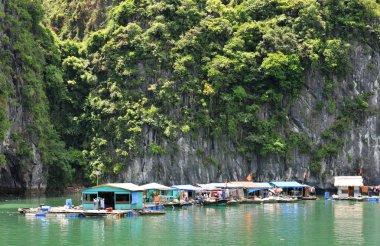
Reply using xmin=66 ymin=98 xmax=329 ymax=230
xmin=348 ymin=186 xmax=354 ymax=197
xmin=98 ymin=192 xmax=115 ymax=209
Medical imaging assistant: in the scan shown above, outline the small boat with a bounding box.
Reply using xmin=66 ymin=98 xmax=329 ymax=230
xmin=202 ymin=198 xmax=228 ymax=206
xmin=163 ymin=201 xmax=194 ymax=208
xmin=138 ymin=210 xmax=166 ymax=215
xmin=239 ymin=198 xmax=255 ymax=204
xmin=226 ymin=200 xmax=240 ymax=206
xmin=301 ymin=196 xmax=318 ymax=200
xmin=276 ymin=197 xmax=299 ymax=203
xmin=262 ymin=198 xmax=277 ymax=203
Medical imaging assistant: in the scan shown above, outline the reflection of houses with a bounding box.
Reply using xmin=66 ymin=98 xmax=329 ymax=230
xmin=140 ymin=183 xmax=173 ymax=203
xmin=334 ymin=176 xmax=363 ymax=198
xmin=270 ymin=181 xmax=308 ymax=197
xmin=81 ymin=183 xmax=143 ymax=210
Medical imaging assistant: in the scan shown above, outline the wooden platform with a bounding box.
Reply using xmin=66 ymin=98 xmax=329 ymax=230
xmin=18 ymin=207 xmax=136 ymax=218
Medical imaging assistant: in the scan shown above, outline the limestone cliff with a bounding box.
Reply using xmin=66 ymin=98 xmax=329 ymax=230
xmin=116 ymin=43 xmax=380 ymax=188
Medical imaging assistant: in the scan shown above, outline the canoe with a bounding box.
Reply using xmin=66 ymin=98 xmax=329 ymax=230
xmin=301 ymin=196 xmax=318 ymax=200
xmin=138 ymin=210 xmax=166 ymax=215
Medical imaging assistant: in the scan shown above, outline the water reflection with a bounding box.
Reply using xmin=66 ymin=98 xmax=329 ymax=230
xmin=333 ymin=202 xmax=364 ymax=245
xmin=3 ymin=198 xmax=380 ymax=245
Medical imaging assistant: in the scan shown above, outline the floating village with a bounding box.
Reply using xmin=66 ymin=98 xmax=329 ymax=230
xmin=18 ymin=176 xmax=380 ymax=218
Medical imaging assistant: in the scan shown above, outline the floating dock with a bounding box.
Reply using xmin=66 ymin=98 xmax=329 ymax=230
xmin=18 ymin=206 xmax=137 ymax=218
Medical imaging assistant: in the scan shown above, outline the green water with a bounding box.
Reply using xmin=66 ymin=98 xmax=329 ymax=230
xmin=1 ymin=195 xmax=380 ymax=246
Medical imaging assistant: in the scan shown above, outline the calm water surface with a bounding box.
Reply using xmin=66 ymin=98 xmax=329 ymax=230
xmin=1 ymin=195 xmax=380 ymax=245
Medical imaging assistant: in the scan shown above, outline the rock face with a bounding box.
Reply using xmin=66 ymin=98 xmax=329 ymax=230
xmin=0 ymin=82 xmax=47 ymax=194
xmin=117 ymin=44 xmax=380 ymax=188
xmin=0 ymin=0 xmax=47 ymax=194
xmin=1 ymin=37 xmax=379 ymax=193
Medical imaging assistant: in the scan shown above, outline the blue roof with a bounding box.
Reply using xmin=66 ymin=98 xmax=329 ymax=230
xmin=248 ymin=183 xmax=272 ymax=193
xmin=171 ymin=185 xmax=200 ymax=191
xmin=270 ymin=181 xmax=308 ymax=188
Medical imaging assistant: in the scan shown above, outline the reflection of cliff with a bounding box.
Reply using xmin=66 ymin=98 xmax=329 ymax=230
xmin=333 ymin=203 xmax=364 ymax=244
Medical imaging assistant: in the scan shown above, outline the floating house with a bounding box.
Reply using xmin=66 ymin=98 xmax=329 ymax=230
xmin=81 ymin=183 xmax=143 ymax=210
xmin=171 ymin=185 xmax=201 ymax=201
xmin=140 ymin=183 xmax=173 ymax=203
xmin=248 ymin=182 xmax=273 ymax=197
xmin=270 ymin=181 xmax=308 ymax=197
xmin=334 ymin=176 xmax=363 ymax=198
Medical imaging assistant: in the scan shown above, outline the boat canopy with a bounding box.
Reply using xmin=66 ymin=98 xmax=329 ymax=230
xmin=334 ymin=176 xmax=363 ymax=187
xmin=270 ymin=181 xmax=308 ymax=188
xmin=171 ymin=185 xmax=201 ymax=191
xmin=140 ymin=183 xmax=173 ymax=191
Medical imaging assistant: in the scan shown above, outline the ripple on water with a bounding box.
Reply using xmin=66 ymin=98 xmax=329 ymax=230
xmin=1 ymin=199 xmax=380 ymax=245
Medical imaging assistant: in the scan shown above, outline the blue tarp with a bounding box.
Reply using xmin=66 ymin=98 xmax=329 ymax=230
xmin=171 ymin=185 xmax=200 ymax=191
xmin=270 ymin=181 xmax=308 ymax=188
xmin=249 ymin=188 xmax=264 ymax=192
xmin=131 ymin=192 xmax=138 ymax=204
xmin=248 ymin=183 xmax=272 ymax=193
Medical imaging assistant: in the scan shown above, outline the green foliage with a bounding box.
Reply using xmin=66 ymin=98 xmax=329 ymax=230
xmin=286 ymin=132 xmax=311 ymax=154
xmin=149 ymin=143 xmax=165 ymax=155
xmin=260 ymin=52 xmax=303 ymax=96
xmin=111 ymin=0 xmax=135 ymax=26
xmin=3 ymin=0 xmax=376 ymax=184
xmin=310 ymin=161 xmax=321 ymax=174
xmin=322 ymin=39 xmax=350 ymax=75
xmin=0 ymin=154 xmax=6 ymax=167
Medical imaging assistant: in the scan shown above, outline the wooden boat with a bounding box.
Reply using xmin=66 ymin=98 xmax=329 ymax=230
xmin=163 ymin=201 xmax=194 ymax=208
xmin=332 ymin=196 xmax=364 ymax=201
xmin=201 ymin=198 xmax=228 ymax=206
xmin=226 ymin=200 xmax=240 ymax=206
xmin=262 ymin=198 xmax=277 ymax=203
xmin=138 ymin=210 xmax=166 ymax=215
xmin=301 ymin=196 xmax=318 ymax=200
xmin=276 ymin=197 xmax=299 ymax=203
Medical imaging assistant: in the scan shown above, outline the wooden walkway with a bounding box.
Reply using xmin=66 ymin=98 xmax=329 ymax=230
xmin=18 ymin=207 xmax=136 ymax=217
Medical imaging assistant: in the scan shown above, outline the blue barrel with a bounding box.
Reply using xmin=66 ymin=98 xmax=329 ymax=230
xmin=41 ymin=206 xmax=50 ymax=211
xmin=66 ymin=199 xmax=72 ymax=209
xmin=324 ymin=192 xmax=330 ymax=200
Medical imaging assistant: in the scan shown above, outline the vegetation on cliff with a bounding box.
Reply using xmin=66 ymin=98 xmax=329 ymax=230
xmin=1 ymin=0 xmax=379 ymax=189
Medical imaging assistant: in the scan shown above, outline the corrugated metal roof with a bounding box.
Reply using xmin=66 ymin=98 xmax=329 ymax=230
xmin=254 ymin=182 xmax=273 ymax=189
xmin=270 ymin=181 xmax=308 ymax=188
xmin=140 ymin=183 xmax=173 ymax=190
xmin=228 ymin=181 xmax=272 ymax=189
xmin=334 ymin=176 xmax=363 ymax=187
xmin=99 ymin=183 xmax=143 ymax=191
xmin=171 ymin=185 xmax=201 ymax=191
xmin=197 ymin=183 xmax=242 ymax=189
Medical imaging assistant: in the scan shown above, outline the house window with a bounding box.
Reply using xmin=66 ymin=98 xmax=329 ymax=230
xmin=116 ymin=194 xmax=130 ymax=204
xmin=83 ymin=194 xmax=97 ymax=203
